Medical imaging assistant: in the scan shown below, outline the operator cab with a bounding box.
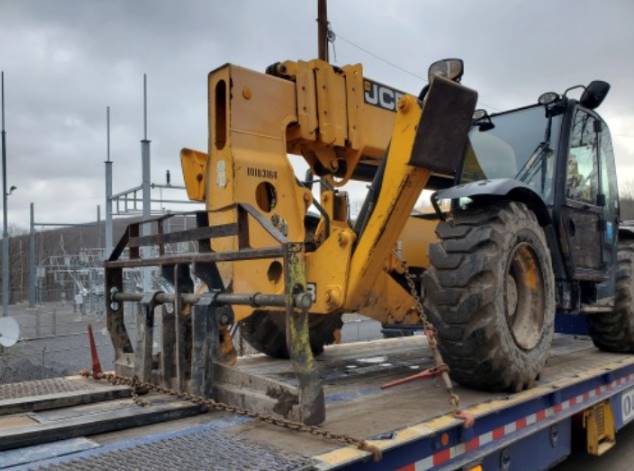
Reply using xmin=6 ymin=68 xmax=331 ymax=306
xmin=456 ymin=80 xmax=618 ymax=309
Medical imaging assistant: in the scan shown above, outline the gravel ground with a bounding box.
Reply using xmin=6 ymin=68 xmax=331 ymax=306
xmin=0 ymin=302 xmax=133 ymax=383
xmin=1 ymin=304 xmax=384 ymax=383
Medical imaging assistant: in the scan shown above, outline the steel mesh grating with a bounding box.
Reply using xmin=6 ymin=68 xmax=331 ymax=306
xmin=0 ymin=378 xmax=96 ymax=401
xmin=35 ymin=426 xmax=314 ymax=471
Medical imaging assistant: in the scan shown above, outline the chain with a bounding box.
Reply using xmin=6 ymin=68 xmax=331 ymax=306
xmin=77 ymin=253 xmax=469 ymax=460
xmin=80 ymin=370 xmax=382 ymax=462
xmin=395 ymin=250 xmax=462 ymax=413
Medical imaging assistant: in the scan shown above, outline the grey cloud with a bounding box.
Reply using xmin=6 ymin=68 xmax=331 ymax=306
xmin=1 ymin=0 xmax=633 ymax=228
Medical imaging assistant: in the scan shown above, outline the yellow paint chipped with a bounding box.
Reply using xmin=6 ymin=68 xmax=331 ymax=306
xmin=317 ymin=447 xmax=368 ymax=465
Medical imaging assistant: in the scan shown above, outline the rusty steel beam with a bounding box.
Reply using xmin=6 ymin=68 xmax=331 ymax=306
xmin=111 ymin=290 xmax=312 ymax=310
xmin=105 ymin=246 xmax=287 ymax=269
xmin=127 ymin=223 xmax=238 ymax=249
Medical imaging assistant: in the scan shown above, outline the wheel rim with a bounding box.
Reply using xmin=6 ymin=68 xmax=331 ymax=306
xmin=504 ymin=242 xmax=545 ymax=350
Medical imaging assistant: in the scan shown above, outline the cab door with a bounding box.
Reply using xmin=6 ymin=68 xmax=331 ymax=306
xmin=596 ymin=118 xmax=620 ymax=299
xmin=560 ymin=107 xmax=606 ymax=281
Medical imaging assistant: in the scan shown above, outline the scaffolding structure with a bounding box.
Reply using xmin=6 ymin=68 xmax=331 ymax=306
xmin=37 ymin=248 xmax=105 ymax=316
xmin=31 ymin=212 xmax=196 ymax=310
xmin=104 ymin=75 xmax=199 ymax=293
xmin=21 ymin=74 xmax=200 ymax=311
xmin=27 ymin=203 xmax=101 ymax=308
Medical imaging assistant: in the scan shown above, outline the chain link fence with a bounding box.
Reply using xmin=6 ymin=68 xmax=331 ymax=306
xmin=0 ymin=301 xmax=118 ymax=384
xmin=0 ymin=300 xmax=384 ymax=385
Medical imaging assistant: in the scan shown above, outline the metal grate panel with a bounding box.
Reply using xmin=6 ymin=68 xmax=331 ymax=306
xmin=0 ymin=378 xmax=97 ymax=401
xmin=33 ymin=423 xmax=314 ymax=471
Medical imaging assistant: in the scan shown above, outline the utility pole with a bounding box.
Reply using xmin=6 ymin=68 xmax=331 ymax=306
xmin=1 ymin=71 xmax=9 ymax=316
xmin=141 ymin=74 xmax=151 ymax=226
xmin=140 ymin=74 xmax=152 ymax=292
xmin=104 ymin=106 xmax=113 ymax=259
xmin=96 ymin=204 xmax=101 ymax=250
xmin=317 ymin=0 xmax=329 ymax=63
xmin=28 ymin=202 xmax=35 ymax=307
xmin=316 ymin=0 xmax=330 ymax=197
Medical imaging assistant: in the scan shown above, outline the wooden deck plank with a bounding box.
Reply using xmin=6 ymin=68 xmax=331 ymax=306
xmin=0 ymin=395 xmax=203 ymax=451
xmin=3 ymin=336 xmax=634 ymax=465
xmin=0 ymin=378 xmax=131 ymax=416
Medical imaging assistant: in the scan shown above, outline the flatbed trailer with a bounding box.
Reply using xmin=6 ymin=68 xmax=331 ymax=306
xmin=2 ymin=334 xmax=634 ymax=470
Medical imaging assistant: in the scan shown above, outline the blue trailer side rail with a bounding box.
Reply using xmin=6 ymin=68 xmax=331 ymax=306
xmin=3 ymin=337 xmax=634 ymax=471
xmin=314 ymin=354 xmax=634 ymax=470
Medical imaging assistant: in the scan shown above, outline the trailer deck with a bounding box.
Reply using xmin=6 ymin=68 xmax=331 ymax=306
xmin=2 ymin=335 xmax=634 ymax=470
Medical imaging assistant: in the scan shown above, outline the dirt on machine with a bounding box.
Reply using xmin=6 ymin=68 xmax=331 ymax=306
xmin=102 ymin=46 xmax=634 ymax=428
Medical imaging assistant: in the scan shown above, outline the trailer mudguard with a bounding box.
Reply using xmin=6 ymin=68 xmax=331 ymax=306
xmin=433 ymin=177 xmax=552 ymax=226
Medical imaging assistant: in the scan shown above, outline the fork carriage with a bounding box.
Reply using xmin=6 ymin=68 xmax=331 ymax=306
xmin=105 ymin=203 xmax=325 ymax=425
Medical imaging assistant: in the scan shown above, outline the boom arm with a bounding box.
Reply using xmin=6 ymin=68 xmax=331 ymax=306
xmin=346 ymin=78 xmax=478 ymax=309
xmin=180 ymin=60 xmax=476 ymax=325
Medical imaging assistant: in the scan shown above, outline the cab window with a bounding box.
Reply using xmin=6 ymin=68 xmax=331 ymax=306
xmin=599 ymin=123 xmax=619 ymax=253
xmin=599 ymin=124 xmax=618 ymax=218
xmin=462 ymin=105 xmax=562 ymax=204
xmin=566 ymin=110 xmax=599 ymax=204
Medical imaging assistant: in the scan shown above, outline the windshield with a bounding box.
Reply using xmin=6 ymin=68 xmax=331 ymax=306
xmin=461 ymin=105 xmax=562 ymax=204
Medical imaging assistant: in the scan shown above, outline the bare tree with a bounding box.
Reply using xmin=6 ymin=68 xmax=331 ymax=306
xmin=621 ymin=180 xmax=634 ymax=220
xmin=8 ymin=224 xmax=28 ymax=237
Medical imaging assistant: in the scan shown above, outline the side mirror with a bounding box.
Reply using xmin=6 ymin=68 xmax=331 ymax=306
xmin=428 ymin=58 xmax=464 ymax=83
xmin=304 ymin=169 xmax=314 ymax=191
xmin=580 ymin=81 xmax=610 ymax=110
xmin=597 ymin=193 xmax=606 ymax=207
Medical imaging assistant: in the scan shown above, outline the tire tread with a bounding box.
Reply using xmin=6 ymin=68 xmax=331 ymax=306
xmin=423 ymin=201 xmax=555 ymax=391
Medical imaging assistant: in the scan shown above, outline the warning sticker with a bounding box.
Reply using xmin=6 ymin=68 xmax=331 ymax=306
xmin=622 ymin=387 xmax=634 ymax=425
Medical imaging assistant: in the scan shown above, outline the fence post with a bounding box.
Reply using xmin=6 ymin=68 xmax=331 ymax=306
xmin=28 ymin=202 xmax=36 ymax=307
xmin=35 ymin=309 xmax=41 ymax=337
xmin=51 ymin=308 xmax=56 ymax=336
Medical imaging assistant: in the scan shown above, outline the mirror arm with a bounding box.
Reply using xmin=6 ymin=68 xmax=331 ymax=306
xmin=430 ymin=192 xmax=446 ymax=222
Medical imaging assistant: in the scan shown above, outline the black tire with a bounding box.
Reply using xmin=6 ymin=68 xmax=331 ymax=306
xmin=588 ymin=240 xmax=634 ymax=352
xmin=240 ymin=311 xmax=343 ymax=359
xmin=423 ymin=201 xmax=555 ymax=392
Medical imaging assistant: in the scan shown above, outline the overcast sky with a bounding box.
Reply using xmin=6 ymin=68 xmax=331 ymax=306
xmin=1 ymin=0 xmax=633 ymax=228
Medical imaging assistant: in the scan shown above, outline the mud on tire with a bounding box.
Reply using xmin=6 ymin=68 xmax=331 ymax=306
xmin=423 ymin=201 xmax=555 ymax=392
xmin=240 ymin=311 xmax=343 ymax=359
xmin=588 ymin=240 xmax=634 ymax=352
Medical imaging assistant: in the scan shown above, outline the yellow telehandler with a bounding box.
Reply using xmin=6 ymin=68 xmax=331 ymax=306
xmin=104 ymin=50 xmax=632 ymax=427
xmin=105 ymin=57 xmax=476 ymax=424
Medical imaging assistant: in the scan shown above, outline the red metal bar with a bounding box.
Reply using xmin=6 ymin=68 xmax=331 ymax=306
xmin=381 ymin=366 xmax=448 ymax=390
xmin=87 ymin=324 xmax=103 ymax=379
